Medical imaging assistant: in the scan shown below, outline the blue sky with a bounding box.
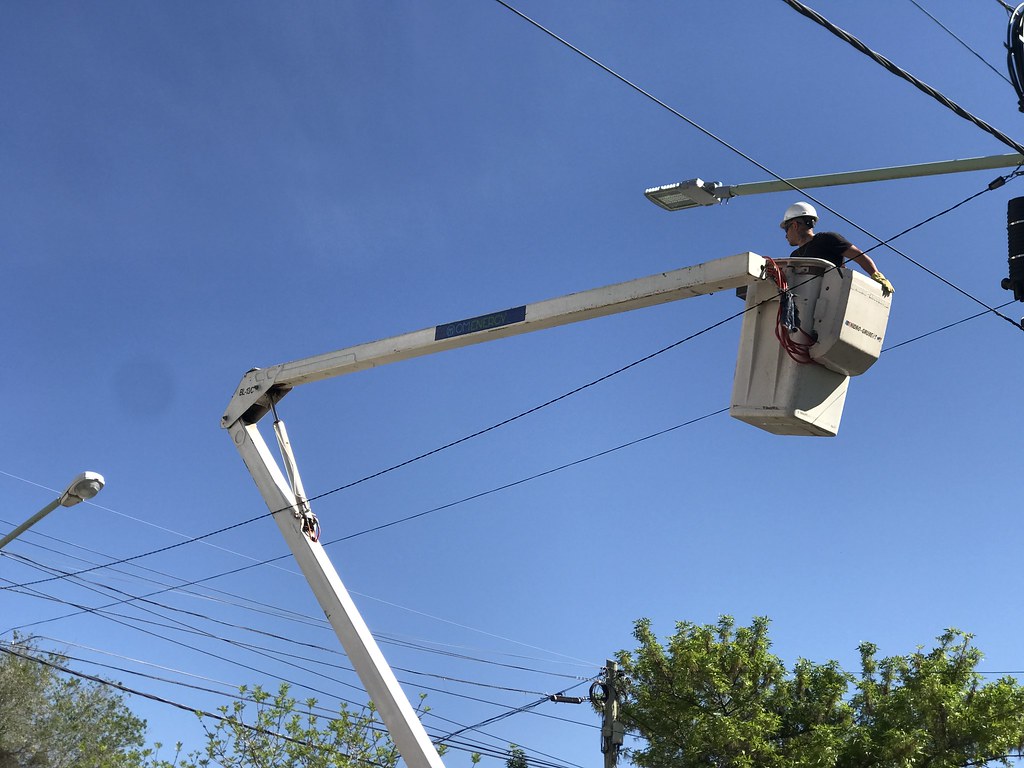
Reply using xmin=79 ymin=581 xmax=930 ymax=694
xmin=2 ymin=1 xmax=1023 ymax=766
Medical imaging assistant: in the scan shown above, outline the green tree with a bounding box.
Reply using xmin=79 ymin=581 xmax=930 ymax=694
xmin=0 ymin=635 xmax=149 ymax=768
xmin=615 ymin=616 xmax=1024 ymax=768
xmin=149 ymin=683 xmax=423 ymax=768
xmin=506 ymin=744 xmax=528 ymax=768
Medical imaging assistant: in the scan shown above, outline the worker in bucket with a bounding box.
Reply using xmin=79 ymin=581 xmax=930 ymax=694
xmin=780 ymin=202 xmax=894 ymax=296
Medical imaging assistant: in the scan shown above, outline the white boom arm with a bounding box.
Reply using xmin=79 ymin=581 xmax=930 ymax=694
xmin=222 ymin=252 xmax=764 ymax=427
xmin=221 ymin=251 xmax=766 ymax=768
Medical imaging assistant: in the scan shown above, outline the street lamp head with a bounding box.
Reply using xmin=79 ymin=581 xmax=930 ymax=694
xmin=644 ymin=178 xmax=726 ymax=211
xmin=59 ymin=471 xmax=105 ymax=507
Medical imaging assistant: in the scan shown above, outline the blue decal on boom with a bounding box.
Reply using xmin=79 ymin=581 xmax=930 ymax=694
xmin=435 ymin=306 xmax=527 ymax=340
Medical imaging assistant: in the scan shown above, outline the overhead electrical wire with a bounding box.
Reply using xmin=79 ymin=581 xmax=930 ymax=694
xmin=9 ymin=572 xmax=589 ymax=689
xmin=6 ymin=172 xmax=1021 ymax=609
xmin=3 ymin=535 xmax=601 ymax=750
xmin=378 ymin=635 xmax=594 ymax=681
xmin=2 ymin=552 xmax=549 ymax=714
xmin=0 ymin=518 xmax=600 ymax=763
xmin=906 ymin=0 xmax=1012 ymax=84
xmin=0 ymin=510 xmax=271 ymax=592
xmin=489 ymin=1 xmax=983 ymax=315
xmin=3 ymin=547 xmax=592 ymax=715
xmin=0 ymin=317 xmax=749 ymax=595
xmin=881 ymin=299 xmax=1018 ymax=351
xmin=779 ymin=0 xmax=1024 ymax=155
xmin=0 ymin=405 xmax=732 ymax=607
xmin=0 ymin=479 xmax=600 ymax=674
xmin=5 ymin=640 xmax=585 ymax=768
xmin=36 ymin=635 xmax=241 ymax=689
xmin=492 ymin=0 xmax=1023 ymax=330
xmin=0 ymin=488 xmax=330 ymax=628
xmin=10 ymin=552 xmax=580 ymax=699
xmin=0 ymin=636 xmax=587 ymax=768
xmin=5 ymin=155 xmax=1019 ymax=609
xmin=0 ymin=642 xmax=395 ymax=768
xmin=1 ymin=517 xmax=599 ymax=683
xmin=436 ymin=691 xmax=560 ymax=745
xmin=489 ymin=0 xmax=822 ymax=212
xmin=0 ymin=559 xmax=391 ymax=712
xmin=4 ymin=575 xmax=586 ymax=764
xmin=324 ymin=408 xmax=728 ymax=544
xmin=1 ymin=250 xmax=1012 ymax=610
xmin=31 ymin=643 xmax=283 ymax=715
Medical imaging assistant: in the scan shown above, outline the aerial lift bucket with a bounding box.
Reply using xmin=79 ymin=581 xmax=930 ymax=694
xmin=730 ymin=257 xmax=892 ymax=437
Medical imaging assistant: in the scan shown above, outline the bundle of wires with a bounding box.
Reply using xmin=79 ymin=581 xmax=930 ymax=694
xmin=763 ymin=257 xmax=816 ymax=365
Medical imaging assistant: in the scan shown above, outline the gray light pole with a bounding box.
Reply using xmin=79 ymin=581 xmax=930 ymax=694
xmin=644 ymin=153 xmax=1024 ymax=211
xmin=0 ymin=472 xmax=105 ymax=551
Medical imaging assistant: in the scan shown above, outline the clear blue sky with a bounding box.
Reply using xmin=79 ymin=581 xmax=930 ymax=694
xmin=2 ymin=1 xmax=1022 ymax=766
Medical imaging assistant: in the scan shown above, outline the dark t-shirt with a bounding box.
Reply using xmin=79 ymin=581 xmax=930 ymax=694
xmin=790 ymin=231 xmax=852 ymax=267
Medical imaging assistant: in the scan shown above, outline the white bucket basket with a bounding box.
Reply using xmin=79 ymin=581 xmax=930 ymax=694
xmin=730 ymin=258 xmax=891 ymax=437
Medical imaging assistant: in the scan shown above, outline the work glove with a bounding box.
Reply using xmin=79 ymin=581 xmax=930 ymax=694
xmin=871 ymin=271 xmax=894 ymax=297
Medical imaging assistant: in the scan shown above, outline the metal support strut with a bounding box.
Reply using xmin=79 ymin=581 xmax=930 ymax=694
xmin=227 ymin=419 xmax=445 ymax=768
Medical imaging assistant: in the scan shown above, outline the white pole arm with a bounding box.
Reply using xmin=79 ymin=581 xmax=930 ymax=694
xmin=227 ymin=420 xmax=446 ymax=768
xmin=0 ymin=498 xmax=61 ymax=551
xmin=727 ymin=153 xmax=1024 ymax=198
xmin=222 ymin=251 xmax=765 ymax=428
xmin=645 ymin=153 xmax=1024 ymax=211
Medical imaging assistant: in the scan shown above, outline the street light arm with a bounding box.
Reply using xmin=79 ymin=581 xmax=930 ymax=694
xmin=645 ymin=153 xmax=1024 ymax=211
xmin=0 ymin=472 xmax=105 ymax=551
xmin=0 ymin=498 xmax=62 ymax=551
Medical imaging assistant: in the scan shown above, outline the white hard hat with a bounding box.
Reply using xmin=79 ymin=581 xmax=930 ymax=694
xmin=780 ymin=202 xmax=818 ymax=227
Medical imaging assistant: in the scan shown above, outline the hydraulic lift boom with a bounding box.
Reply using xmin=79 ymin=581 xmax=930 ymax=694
xmin=221 ymin=250 xmax=887 ymax=768
xmin=222 ymin=252 xmax=765 ymax=428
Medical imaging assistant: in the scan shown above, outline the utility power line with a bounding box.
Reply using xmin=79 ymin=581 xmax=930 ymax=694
xmin=0 ymin=642 xmax=394 ymax=768
xmin=492 ymin=0 xmax=1023 ymax=326
xmin=907 ymin=0 xmax=1011 ymax=84
xmin=781 ymin=0 xmax=1024 ymax=155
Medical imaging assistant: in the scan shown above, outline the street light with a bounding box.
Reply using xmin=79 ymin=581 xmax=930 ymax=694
xmin=644 ymin=153 xmax=1024 ymax=212
xmin=0 ymin=472 xmax=105 ymax=551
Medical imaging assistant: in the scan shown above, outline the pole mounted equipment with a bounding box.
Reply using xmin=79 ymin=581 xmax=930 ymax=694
xmin=590 ymin=660 xmax=625 ymax=768
xmin=1004 ymin=198 xmax=1024 ymax=327
xmin=1008 ymin=4 xmax=1024 ymax=112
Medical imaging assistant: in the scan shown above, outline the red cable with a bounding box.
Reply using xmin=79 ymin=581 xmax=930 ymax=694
xmin=764 ymin=258 xmax=816 ymax=364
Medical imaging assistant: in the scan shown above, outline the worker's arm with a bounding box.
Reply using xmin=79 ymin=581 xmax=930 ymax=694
xmin=842 ymin=245 xmax=894 ymax=296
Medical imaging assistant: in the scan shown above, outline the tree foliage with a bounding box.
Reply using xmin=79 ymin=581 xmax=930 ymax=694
xmin=615 ymin=616 xmax=1024 ymax=768
xmin=0 ymin=635 xmax=149 ymax=768
xmin=148 ymin=683 xmax=411 ymax=768
xmin=506 ymin=744 xmax=528 ymax=768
